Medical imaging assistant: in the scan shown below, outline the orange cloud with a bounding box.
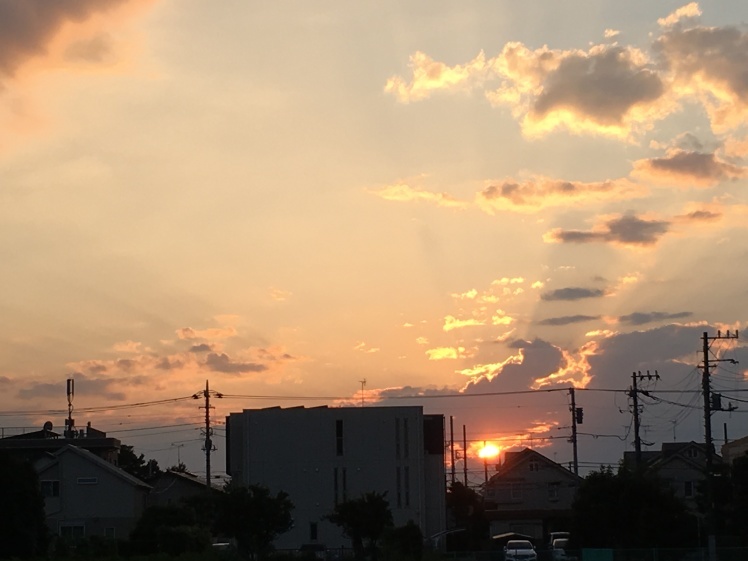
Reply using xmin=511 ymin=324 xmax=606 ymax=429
xmin=384 ymin=50 xmax=488 ymax=103
xmin=176 ymin=326 xmax=238 ymax=340
xmin=367 ymin=182 xmax=468 ymax=208
xmin=477 ymin=176 xmax=645 ymax=213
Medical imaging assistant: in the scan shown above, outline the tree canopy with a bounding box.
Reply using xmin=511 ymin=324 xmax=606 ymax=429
xmin=214 ymin=484 xmax=294 ymax=560
xmin=118 ymin=444 xmax=162 ymax=483
xmin=445 ymin=481 xmax=489 ymax=550
xmin=327 ymin=491 xmax=394 ymax=560
xmin=571 ymin=466 xmax=698 ymax=549
xmin=0 ymin=452 xmax=49 ymax=559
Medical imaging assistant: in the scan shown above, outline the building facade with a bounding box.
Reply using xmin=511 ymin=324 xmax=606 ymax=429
xmin=483 ymin=448 xmax=582 ymax=541
xmin=226 ymin=406 xmax=446 ymax=549
xmin=34 ymin=445 xmax=150 ymax=539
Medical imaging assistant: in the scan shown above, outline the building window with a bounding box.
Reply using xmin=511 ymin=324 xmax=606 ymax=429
xmin=529 ymin=461 xmax=540 ymax=472
xmin=510 ymin=483 xmax=522 ymax=500
xmin=687 ymin=448 xmax=698 ymax=459
xmin=403 ymin=419 xmax=410 ymax=459
xmin=336 ymin=420 xmax=344 ymax=456
xmin=395 ymin=419 xmax=401 ymax=459
xmin=310 ymin=522 xmax=318 ymax=541
xmin=77 ymin=477 xmax=98 ymax=485
xmin=684 ymin=481 xmax=695 ymax=498
xmin=342 ymin=467 xmax=348 ymax=501
xmin=547 ymin=482 xmax=560 ymax=501
xmin=396 ymin=467 xmax=402 ymax=507
xmin=105 ymin=528 xmax=116 ymax=539
xmin=404 ymin=466 xmax=410 ymax=507
xmin=334 ymin=468 xmax=339 ymax=504
xmin=41 ymin=480 xmax=60 ymax=498
xmin=60 ymin=525 xmax=85 ymax=539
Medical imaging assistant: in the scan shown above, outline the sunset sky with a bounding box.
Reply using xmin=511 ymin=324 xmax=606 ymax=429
xmin=2 ymin=0 xmax=748 ymax=480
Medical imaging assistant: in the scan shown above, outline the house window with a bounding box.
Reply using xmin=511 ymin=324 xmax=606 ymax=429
xmin=687 ymin=448 xmax=698 ymax=459
xmin=395 ymin=419 xmax=401 ymax=459
xmin=336 ymin=420 xmax=344 ymax=456
xmin=404 ymin=466 xmax=410 ymax=507
xmin=510 ymin=483 xmax=522 ymax=500
xmin=684 ymin=481 xmax=695 ymax=498
xmin=529 ymin=461 xmax=540 ymax=472
xmin=403 ymin=419 xmax=409 ymax=459
xmin=396 ymin=467 xmax=402 ymax=507
xmin=41 ymin=480 xmax=60 ymax=498
xmin=60 ymin=525 xmax=85 ymax=539
xmin=547 ymin=482 xmax=560 ymax=501
xmin=77 ymin=477 xmax=98 ymax=485
xmin=310 ymin=522 xmax=318 ymax=541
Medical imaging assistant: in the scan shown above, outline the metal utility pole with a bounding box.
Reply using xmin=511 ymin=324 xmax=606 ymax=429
xmin=65 ymin=378 xmax=75 ymax=439
xmin=629 ymin=370 xmax=659 ymax=468
xmin=359 ymin=379 xmax=366 ymax=407
xmin=194 ymin=380 xmax=223 ymax=489
xmin=569 ymin=387 xmax=579 ymax=476
xmin=462 ymin=425 xmax=468 ymax=486
xmin=700 ymin=329 xmax=739 ymax=561
xmin=450 ymin=416 xmax=456 ymax=486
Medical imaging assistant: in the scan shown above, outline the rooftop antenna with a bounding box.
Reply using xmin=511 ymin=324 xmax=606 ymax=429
xmin=65 ymin=377 xmax=75 ymax=438
xmin=359 ymin=379 xmax=366 ymax=407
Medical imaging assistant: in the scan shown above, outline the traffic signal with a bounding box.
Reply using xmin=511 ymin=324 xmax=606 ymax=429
xmin=575 ymin=407 xmax=584 ymax=424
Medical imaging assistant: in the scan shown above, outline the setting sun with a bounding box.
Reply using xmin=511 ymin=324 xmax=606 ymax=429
xmin=478 ymin=443 xmax=500 ymax=459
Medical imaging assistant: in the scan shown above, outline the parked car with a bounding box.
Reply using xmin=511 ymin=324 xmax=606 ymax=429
xmin=551 ymin=538 xmax=577 ymax=561
xmin=504 ymin=539 xmax=537 ymax=561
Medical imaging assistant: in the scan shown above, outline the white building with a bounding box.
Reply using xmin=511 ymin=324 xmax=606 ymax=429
xmin=225 ymin=405 xmax=446 ymax=549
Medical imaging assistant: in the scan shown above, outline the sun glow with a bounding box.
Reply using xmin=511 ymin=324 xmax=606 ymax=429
xmin=478 ymin=443 xmax=500 ymax=459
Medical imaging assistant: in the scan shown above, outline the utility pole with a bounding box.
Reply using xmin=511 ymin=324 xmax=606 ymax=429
xmin=462 ymin=425 xmax=468 ymax=486
xmin=569 ymin=387 xmax=580 ymax=476
xmin=194 ymin=380 xmax=223 ymax=489
xmin=65 ymin=377 xmax=75 ymax=439
xmin=629 ymin=370 xmax=659 ymax=468
xmin=359 ymin=379 xmax=366 ymax=407
xmin=700 ymin=329 xmax=739 ymax=561
xmin=450 ymin=416 xmax=456 ymax=486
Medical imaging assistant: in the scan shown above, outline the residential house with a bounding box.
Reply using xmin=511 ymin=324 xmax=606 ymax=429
xmin=721 ymin=435 xmax=748 ymax=465
xmin=0 ymin=422 xmax=120 ymax=464
xmin=148 ymin=469 xmax=212 ymax=507
xmin=622 ymin=441 xmax=716 ymax=514
xmin=483 ymin=448 xmax=582 ymax=541
xmin=34 ymin=444 xmax=150 ymax=539
xmin=226 ymin=405 xmax=446 ymax=549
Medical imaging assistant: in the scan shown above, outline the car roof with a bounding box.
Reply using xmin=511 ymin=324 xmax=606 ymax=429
xmin=506 ymin=540 xmax=533 ymax=547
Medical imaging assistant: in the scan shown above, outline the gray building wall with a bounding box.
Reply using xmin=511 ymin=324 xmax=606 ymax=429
xmin=226 ymin=406 xmax=446 ymax=549
xmin=37 ymin=447 xmax=149 ymax=539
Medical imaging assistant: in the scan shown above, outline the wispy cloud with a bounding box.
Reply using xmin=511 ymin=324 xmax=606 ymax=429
xmin=540 ymin=287 xmax=606 ymax=302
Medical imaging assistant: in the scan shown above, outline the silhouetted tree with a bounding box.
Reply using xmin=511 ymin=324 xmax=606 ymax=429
xmin=571 ymin=465 xmax=698 ymax=549
xmin=118 ymin=444 xmax=162 ymax=483
xmin=129 ymin=504 xmax=211 ymax=555
xmin=327 ymin=491 xmax=393 ymax=560
xmin=0 ymin=451 xmax=49 ymax=559
xmin=445 ymin=481 xmax=489 ymax=550
xmin=215 ymin=484 xmax=294 ymax=560
xmin=382 ymin=521 xmax=423 ymax=561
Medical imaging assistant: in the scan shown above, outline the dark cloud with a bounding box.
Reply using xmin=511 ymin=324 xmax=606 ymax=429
xmin=465 ymin=338 xmax=566 ymax=394
xmin=634 ymin=151 xmax=745 ymax=185
xmin=546 ymin=214 xmax=670 ymax=246
xmin=17 ymin=374 xmax=126 ymax=401
xmin=205 ymin=352 xmax=267 ymax=374
xmin=541 ymin=287 xmax=605 ymax=301
xmin=156 ymin=357 xmax=183 ymax=370
xmin=532 ymin=46 xmax=664 ymax=125
xmin=655 ymin=25 xmax=748 ymax=102
xmin=618 ymin=311 xmax=693 ymax=326
xmin=190 ymin=343 xmax=213 ymax=353
xmin=64 ymin=34 xmax=114 ymax=64
xmin=681 ymin=210 xmax=721 ymax=222
xmin=538 ymin=315 xmax=601 ymax=326
xmin=0 ymin=0 xmax=128 ymax=77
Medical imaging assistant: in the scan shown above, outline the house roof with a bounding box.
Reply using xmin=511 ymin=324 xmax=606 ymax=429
xmin=622 ymin=441 xmax=719 ymax=472
xmin=487 ymin=448 xmax=582 ymax=485
xmin=35 ymin=444 xmax=151 ymax=490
